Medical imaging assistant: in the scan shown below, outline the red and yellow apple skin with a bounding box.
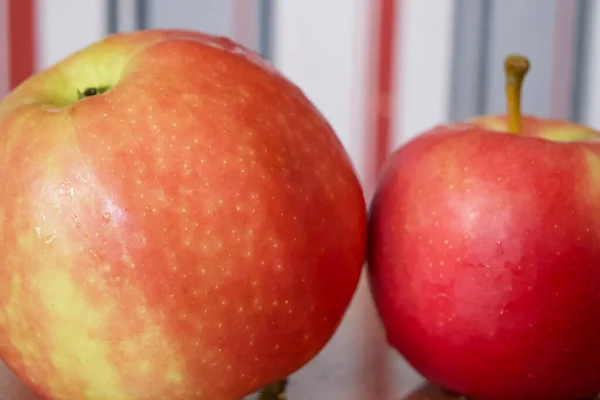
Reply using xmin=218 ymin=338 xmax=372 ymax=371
xmin=469 ymin=114 xmax=600 ymax=142
xmin=368 ymin=117 xmax=600 ymax=400
xmin=0 ymin=30 xmax=366 ymax=400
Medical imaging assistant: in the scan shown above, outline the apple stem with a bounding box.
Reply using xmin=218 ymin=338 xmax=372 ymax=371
xmin=258 ymin=378 xmax=288 ymax=400
xmin=504 ymin=54 xmax=530 ymax=134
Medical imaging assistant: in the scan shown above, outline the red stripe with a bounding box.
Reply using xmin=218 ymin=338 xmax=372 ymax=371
xmin=0 ymin=0 xmax=8 ymax=97
xmin=361 ymin=0 xmax=400 ymax=396
xmin=8 ymin=0 xmax=36 ymax=89
xmin=365 ymin=0 xmax=400 ymax=197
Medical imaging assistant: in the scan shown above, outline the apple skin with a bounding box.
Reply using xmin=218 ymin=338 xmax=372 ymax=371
xmin=0 ymin=30 xmax=366 ymax=399
xmin=368 ymin=115 xmax=600 ymax=400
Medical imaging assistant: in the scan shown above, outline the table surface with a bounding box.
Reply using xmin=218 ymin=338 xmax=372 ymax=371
xmin=5 ymin=360 xmax=600 ymax=400
xmin=0 ymin=363 xmax=463 ymax=400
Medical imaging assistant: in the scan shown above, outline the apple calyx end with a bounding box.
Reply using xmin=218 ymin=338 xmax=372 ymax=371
xmin=77 ymin=86 xmax=111 ymax=100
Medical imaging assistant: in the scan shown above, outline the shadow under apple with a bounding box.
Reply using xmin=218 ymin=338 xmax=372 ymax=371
xmin=402 ymin=383 xmax=600 ymax=400
xmin=0 ymin=360 xmax=38 ymax=400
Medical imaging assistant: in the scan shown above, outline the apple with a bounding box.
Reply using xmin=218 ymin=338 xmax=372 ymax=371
xmin=0 ymin=29 xmax=367 ymax=400
xmin=368 ymin=54 xmax=600 ymax=400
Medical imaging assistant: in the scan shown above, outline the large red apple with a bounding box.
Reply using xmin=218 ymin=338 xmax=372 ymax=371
xmin=0 ymin=30 xmax=366 ymax=400
xmin=368 ymin=55 xmax=600 ymax=399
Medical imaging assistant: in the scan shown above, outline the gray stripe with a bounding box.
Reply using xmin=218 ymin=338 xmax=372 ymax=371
xmin=571 ymin=0 xmax=593 ymax=123
xmin=135 ymin=0 xmax=148 ymax=30
xmin=259 ymin=0 xmax=275 ymax=61
xmin=476 ymin=1 xmax=492 ymax=117
xmin=448 ymin=0 xmax=493 ymax=122
xmin=107 ymin=0 xmax=118 ymax=34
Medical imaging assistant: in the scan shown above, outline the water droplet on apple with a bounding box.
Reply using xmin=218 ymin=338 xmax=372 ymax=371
xmin=44 ymin=231 xmax=58 ymax=244
xmin=59 ymin=182 xmax=74 ymax=197
xmin=72 ymin=214 xmax=81 ymax=228
xmin=102 ymin=212 xmax=111 ymax=223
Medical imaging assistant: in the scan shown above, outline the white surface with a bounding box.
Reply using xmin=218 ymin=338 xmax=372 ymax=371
xmin=272 ymin=0 xmax=371 ymax=187
xmin=550 ymin=0 xmax=578 ymax=119
xmin=393 ymin=0 xmax=455 ymax=147
xmin=36 ymin=0 xmax=107 ymax=70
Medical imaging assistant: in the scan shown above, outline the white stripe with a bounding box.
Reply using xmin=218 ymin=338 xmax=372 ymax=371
xmin=393 ymin=0 xmax=455 ymax=146
xmin=550 ymin=0 xmax=578 ymax=119
xmin=36 ymin=0 xmax=107 ymax=70
xmin=272 ymin=0 xmax=370 ymax=186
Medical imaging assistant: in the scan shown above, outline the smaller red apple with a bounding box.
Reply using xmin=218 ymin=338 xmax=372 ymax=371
xmin=368 ymin=55 xmax=600 ymax=399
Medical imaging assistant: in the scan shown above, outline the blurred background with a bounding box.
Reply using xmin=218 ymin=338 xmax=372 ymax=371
xmin=0 ymin=0 xmax=598 ymax=398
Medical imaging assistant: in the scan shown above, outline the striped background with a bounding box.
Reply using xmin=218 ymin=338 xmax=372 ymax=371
xmin=2 ymin=0 xmax=600 ymax=398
